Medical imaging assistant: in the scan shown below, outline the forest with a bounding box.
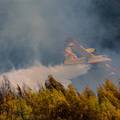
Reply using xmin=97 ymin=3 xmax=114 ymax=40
xmin=0 ymin=75 xmax=120 ymax=120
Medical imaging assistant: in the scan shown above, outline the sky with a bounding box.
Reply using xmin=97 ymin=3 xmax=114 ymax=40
xmin=0 ymin=0 xmax=120 ymax=90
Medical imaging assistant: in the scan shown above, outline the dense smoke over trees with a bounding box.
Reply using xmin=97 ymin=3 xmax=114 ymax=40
xmin=0 ymin=0 xmax=120 ymax=71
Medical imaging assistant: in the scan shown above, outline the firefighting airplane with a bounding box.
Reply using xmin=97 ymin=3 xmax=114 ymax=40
xmin=64 ymin=40 xmax=112 ymax=65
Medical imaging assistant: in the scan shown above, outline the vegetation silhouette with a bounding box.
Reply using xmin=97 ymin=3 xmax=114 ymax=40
xmin=0 ymin=75 xmax=120 ymax=120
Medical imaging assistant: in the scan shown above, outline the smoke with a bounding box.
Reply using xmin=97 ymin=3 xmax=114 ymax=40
xmin=0 ymin=0 xmax=119 ymax=90
xmin=0 ymin=0 xmax=101 ymax=71
xmin=91 ymin=0 xmax=120 ymax=52
xmin=0 ymin=63 xmax=90 ymax=90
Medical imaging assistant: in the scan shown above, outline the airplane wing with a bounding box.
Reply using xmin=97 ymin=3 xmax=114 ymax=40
xmin=72 ymin=41 xmax=95 ymax=58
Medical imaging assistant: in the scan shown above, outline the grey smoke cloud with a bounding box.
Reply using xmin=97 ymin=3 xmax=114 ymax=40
xmin=91 ymin=0 xmax=120 ymax=51
xmin=0 ymin=0 xmax=119 ymax=90
xmin=0 ymin=0 xmax=102 ymax=71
